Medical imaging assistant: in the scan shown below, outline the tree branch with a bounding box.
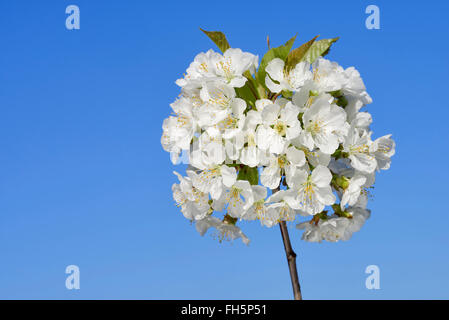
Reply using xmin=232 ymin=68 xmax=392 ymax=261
xmin=279 ymin=221 xmax=302 ymax=300
xmin=272 ymin=187 xmax=302 ymax=299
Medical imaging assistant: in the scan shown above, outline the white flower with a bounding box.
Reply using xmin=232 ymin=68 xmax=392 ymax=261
xmin=303 ymin=148 xmax=331 ymax=168
xmin=256 ymin=102 xmax=302 ymax=154
xmin=290 ymin=137 xmax=332 ymax=168
xmin=299 ymin=95 xmax=348 ymax=154
xmin=258 ymin=207 xmax=281 ymax=227
xmin=244 ymin=188 xmax=296 ymax=227
xmin=296 ymin=220 xmax=322 ymax=242
xmin=195 ymin=216 xmax=250 ymax=245
xmin=196 ymin=127 xmax=226 ymax=167
xmin=296 ymin=216 xmax=347 ymax=242
xmin=267 ymin=190 xmax=297 ymax=221
xmin=297 ymin=205 xmax=370 ymax=243
xmin=354 ymin=191 xmax=368 ymax=209
xmin=344 ymin=96 xmax=372 ymax=130
xmin=311 ymin=58 xmax=347 ymax=93
xmin=265 ymin=58 xmax=312 ymax=93
xmin=212 ymin=48 xmax=259 ymax=87
xmin=213 ymin=180 xmax=254 ymax=219
xmin=243 ymin=185 xmax=268 ymax=221
xmin=163 ymin=43 xmax=395 ymax=245
xmin=239 ymin=134 xmax=265 ymax=167
xmin=342 ymin=66 xmax=372 ymax=105
xmin=343 ymin=206 xmax=371 ymax=237
xmin=372 ymin=134 xmax=395 ymax=171
xmin=239 ymin=110 xmax=268 ymax=167
xmin=350 ymin=112 xmax=372 ymax=130
xmin=317 ymin=218 xmax=349 ymax=242
xmin=172 ymin=171 xmax=210 ymax=221
xmin=340 ymin=174 xmax=366 ymax=210
xmin=290 ymin=81 xmax=321 ymax=112
xmin=189 ymin=165 xmax=237 ymax=200
xmin=260 ymin=146 xmax=306 ymax=189
xmin=176 ymin=48 xmax=258 ymax=90
xmin=176 ymin=49 xmax=222 ymax=87
xmin=285 ymin=165 xmax=336 ymax=215
xmin=219 ymin=99 xmax=247 ymax=140
xmin=196 ymin=82 xmax=245 ymax=128
xmin=161 ymin=98 xmax=197 ymax=163
xmin=255 ymin=98 xmax=273 ymax=112
xmin=343 ymin=127 xmax=377 ymax=173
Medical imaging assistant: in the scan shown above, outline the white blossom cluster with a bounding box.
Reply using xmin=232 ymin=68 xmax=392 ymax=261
xmin=161 ymin=38 xmax=395 ymax=245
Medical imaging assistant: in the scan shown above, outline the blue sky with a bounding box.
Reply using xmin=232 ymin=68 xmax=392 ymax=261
xmin=1 ymin=0 xmax=448 ymax=299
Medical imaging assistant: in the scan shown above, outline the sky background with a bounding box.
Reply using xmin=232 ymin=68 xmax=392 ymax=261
xmin=1 ymin=0 xmax=448 ymax=299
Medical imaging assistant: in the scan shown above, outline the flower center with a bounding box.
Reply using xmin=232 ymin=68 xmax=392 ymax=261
xmin=217 ymin=59 xmax=234 ymax=82
xmin=199 ymin=62 xmax=209 ymax=73
xmin=350 ymin=144 xmax=370 ymax=155
xmin=198 ymin=167 xmax=220 ymax=184
xmin=377 ymin=145 xmax=391 ymax=154
xmin=277 ymin=155 xmax=288 ymax=168
xmin=306 ymin=119 xmax=323 ymax=135
xmin=313 ymin=68 xmax=326 ymax=81
xmin=254 ymin=200 xmax=266 ymax=219
xmin=274 ymin=121 xmax=287 ymax=136
xmin=247 ymin=133 xmax=256 ymax=147
xmin=208 ymin=89 xmax=230 ymax=108
xmin=220 ymin=115 xmax=237 ymax=130
xmin=300 ymin=175 xmax=315 ymax=207
xmin=176 ymin=114 xmax=189 ymax=127
xmin=226 ymin=186 xmax=243 ymax=209
xmin=279 ymin=203 xmax=292 ymax=221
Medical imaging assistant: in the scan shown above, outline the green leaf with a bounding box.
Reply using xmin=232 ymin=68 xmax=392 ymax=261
xmin=235 ymin=84 xmax=256 ymax=108
xmin=304 ymin=37 xmax=339 ymax=63
xmin=243 ymin=70 xmax=262 ymax=100
xmin=237 ymin=165 xmax=259 ymax=185
xmin=285 ymin=35 xmax=319 ymax=72
xmin=336 ymin=95 xmax=348 ymax=108
xmin=256 ymin=34 xmax=297 ymax=89
xmin=200 ymin=28 xmax=230 ymax=53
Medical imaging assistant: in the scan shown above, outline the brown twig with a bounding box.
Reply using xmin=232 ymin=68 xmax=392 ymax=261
xmin=279 ymin=221 xmax=302 ymax=300
xmin=272 ymin=187 xmax=302 ymax=300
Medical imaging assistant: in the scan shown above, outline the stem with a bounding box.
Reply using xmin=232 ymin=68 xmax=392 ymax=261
xmin=271 ymin=92 xmax=281 ymax=102
xmin=272 ymin=187 xmax=302 ymax=299
xmin=279 ymin=221 xmax=302 ymax=300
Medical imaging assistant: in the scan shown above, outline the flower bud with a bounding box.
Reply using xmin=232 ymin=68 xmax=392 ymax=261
xmin=333 ymin=175 xmax=350 ymax=190
xmin=331 ymin=204 xmax=352 ymax=218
